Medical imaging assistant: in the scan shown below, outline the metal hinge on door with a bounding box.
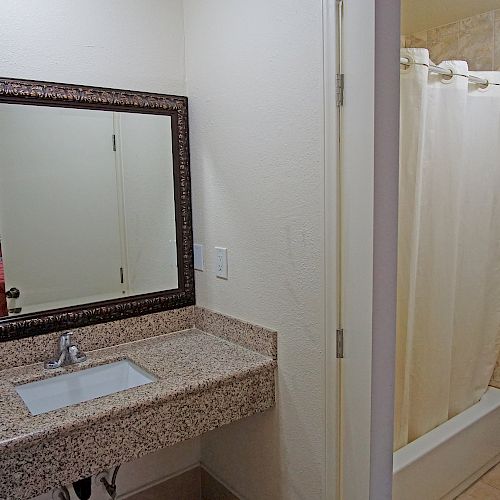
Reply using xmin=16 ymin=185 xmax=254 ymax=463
xmin=336 ymin=73 xmax=345 ymax=107
xmin=336 ymin=328 xmax=344 ymax=358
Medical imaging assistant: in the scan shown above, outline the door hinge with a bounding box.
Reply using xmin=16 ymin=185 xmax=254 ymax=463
xmin=336 ymin=74 xmax=345 ymax=107
xmin=112 ymin=134 xmax=117 ymax=152
xmin=119 ymin=267 xmax=124 ymax=284
xmin=337 ymin=0 xmax=344 ymax=17
xmin=336 ymin=328 xmax=344 ymax=358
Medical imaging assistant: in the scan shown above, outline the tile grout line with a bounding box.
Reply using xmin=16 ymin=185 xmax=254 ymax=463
xmin=458 ymin=463 xmax=500 ymax=497
xmin=405 ymin=8 xmax=500 ymax=71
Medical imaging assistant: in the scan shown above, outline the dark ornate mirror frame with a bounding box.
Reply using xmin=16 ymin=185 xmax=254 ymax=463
xmin=0 ymin=77 xmax=194 ymax=342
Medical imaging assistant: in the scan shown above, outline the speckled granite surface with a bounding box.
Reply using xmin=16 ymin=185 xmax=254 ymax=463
xmin=0 ymin=306 xmax=194 ymax=371
xmin=0 ymin=329 xmax=276 ymax=500
xmin=0 ymin=306 xmax=278 ymax=370
xmin=194 ymin=307 xmax=277 ymax=360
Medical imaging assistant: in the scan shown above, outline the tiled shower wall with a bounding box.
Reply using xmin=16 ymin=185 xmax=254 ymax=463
xmin=402 ymin=10 xmax=500 ymax=71
xmin=492 ymin=361 xmax=500 ymax=389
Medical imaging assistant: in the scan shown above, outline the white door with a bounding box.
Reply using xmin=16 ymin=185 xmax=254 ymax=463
xmin=0 ymin=104 xmax=124 ymax=314
xmin=336 ymin=0 xmax=398 ymax=498
xmin=339 ymin=0 xmax=375 ymax=492
xmin=117 ymin=112 xmax=178 ymax=294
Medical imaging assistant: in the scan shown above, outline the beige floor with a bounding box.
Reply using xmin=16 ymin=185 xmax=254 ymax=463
xmin=457 ymin=463 xmax=500 ymax=499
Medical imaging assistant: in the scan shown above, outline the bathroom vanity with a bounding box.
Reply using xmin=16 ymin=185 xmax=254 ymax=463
xmin=0 ymin=79 xmax=277 ymax=499
xmin=0 ymin=307 xmax=277 ymax=499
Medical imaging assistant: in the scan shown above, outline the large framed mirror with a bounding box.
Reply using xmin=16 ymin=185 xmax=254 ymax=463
xmin=0 ymin=78 xmax=194 ymax=341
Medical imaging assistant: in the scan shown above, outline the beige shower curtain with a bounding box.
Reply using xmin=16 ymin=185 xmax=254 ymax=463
xmin=395 ymin=48 xmax=500 ymax=450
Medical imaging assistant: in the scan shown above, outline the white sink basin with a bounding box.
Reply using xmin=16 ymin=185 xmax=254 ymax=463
xmin=16 ymin=359 xmax=156 ymax=416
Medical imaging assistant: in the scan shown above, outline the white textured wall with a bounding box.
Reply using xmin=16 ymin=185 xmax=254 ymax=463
xmin=1 ymin=1 xmax=328 ymax=498
xmin=0 ymin=0 xmax=186 ymax=94
xmin=183 ymin=1 xmax=326 ymax=498
xmin=0 ymin=2 xmax=200 ymax=497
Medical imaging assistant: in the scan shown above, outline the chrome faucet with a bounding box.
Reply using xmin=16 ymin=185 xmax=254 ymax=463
xmin=44 ymin=332 xmax=87 ymax=369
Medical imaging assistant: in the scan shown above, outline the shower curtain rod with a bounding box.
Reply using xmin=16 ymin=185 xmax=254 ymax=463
xmin=400 ymin=57 xmax=491 ymax=87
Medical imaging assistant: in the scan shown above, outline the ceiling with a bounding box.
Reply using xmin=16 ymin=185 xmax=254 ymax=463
xmin=402 ymin=0 xmax=500 ymax=34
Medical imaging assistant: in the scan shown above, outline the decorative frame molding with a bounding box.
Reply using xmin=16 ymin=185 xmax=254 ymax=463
xmin=0 ymin=77 xmax=194 ymax=341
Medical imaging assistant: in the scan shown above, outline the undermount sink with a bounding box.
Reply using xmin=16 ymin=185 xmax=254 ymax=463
xmin=15 ymin=359 xmax=156 ymax=416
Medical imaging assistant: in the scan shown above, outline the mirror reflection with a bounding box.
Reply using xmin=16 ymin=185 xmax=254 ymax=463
xmin=0 ymin=104 xmax=178 ymax=317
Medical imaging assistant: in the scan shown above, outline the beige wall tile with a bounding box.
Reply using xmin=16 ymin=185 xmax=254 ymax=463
xmin=427 ymin=27 xmax=439 ymax=44
xmin=494 ymin=18 xmax=500 ymax=70
xmin=406 ymin=31 xmax=427 ymax=48
xmin=458 ymin=12 xmax=494 ymax=70
xmin=407 ymin=10 xmax=497 ymax=71
xmin=428 ymin=33 xmax=459 ymax=63
xmin=436 ymin=22 xmax=459 ymax=38
xmin=427 ymin=22 xmax=458 ymax=44
xmin=492 ymin=357 xmax=500 ymax=387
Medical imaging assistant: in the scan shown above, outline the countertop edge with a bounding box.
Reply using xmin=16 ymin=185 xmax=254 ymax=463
xmin=0 ymin=328 xmax=276 ymax=453
xmin=1 ymin=366 xmax=276 ymax=500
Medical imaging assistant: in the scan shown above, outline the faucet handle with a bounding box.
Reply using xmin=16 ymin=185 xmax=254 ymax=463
xmin=68 ymin=345 xmax=87 ymax=364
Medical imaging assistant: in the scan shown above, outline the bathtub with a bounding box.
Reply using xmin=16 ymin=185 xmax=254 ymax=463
xmin=393 ymin=387 xmax=500 ymax=500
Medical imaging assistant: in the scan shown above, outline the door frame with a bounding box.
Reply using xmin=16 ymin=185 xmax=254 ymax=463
xmin=370 ymin=0 xmax=400 ymax=497
xmin=324 ymin=0 xmax=400 ymax=498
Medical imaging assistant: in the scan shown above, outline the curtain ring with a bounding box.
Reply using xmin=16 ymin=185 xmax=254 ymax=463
xmin=400 ymin=55 xmax=414 ymax=74
xmin=475 ymin=80 xmax=490 ymax=91
xmin=440 ymin=72 xmax=455 ymax=84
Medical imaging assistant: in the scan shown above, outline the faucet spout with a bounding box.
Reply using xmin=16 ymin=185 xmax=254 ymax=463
xmin=44 ymin=349 xmax=67 ymax=369
xmin=44 ymin=332 xmax=87 ymax=369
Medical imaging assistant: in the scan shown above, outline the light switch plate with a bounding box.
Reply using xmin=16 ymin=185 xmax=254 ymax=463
xmin=215 ymin=247 xmax=228 ymax=279
xmin=193 ymin=244 xmax=204 ymax=271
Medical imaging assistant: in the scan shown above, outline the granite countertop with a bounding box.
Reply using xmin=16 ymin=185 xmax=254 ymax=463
xmin=0 ymin=326 xmax=276 ymax=499
xmin=0 ymin=328 xmax=275 ymax=451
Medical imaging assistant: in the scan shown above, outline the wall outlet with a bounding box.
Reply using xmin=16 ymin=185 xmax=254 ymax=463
xmin=215 ymin=247 xmax=228 ymax=279
xmin=193 ymin=243 xmax=204 ymax=271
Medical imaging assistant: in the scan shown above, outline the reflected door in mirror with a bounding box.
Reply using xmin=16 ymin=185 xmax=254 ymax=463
xmin=0 ymin=104 xmax=178 ymax=317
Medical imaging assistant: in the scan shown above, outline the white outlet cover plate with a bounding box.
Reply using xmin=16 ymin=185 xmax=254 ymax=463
xmin=215 ymin=247 xmax=228 ymax=279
